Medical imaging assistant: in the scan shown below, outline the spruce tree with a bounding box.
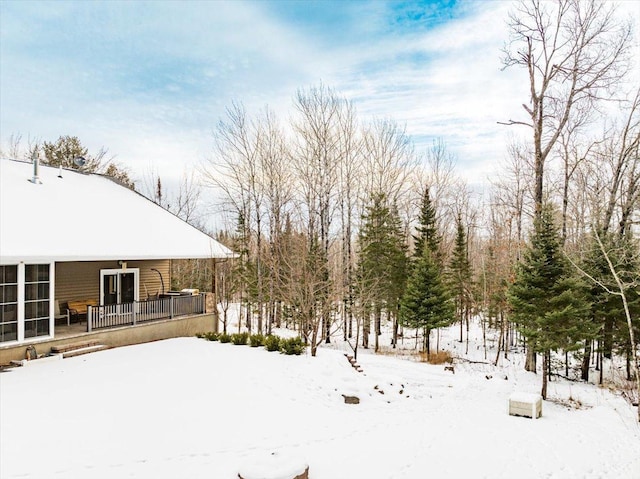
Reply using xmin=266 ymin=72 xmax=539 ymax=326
xmin=413 ymin=186 xmax=441 ymax=262
xmin=356 ymin=193 xmax=408 ymax=351
xmin=508 ymin=203 xmax=591 ymax=398
xmin=583 ymin=232 xmax=640 ymax=380
xmin=448 ymin=214 xmax=473 ymax=343
xmin=400 ymin=246 xmax=454 ymax=354
xmin=400 ymin=186 xmax=453 ymax=354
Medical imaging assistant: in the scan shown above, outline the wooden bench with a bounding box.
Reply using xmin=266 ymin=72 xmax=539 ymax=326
xmin=67 ymin=299 xmax=98 ymax=324
xmin=509 ymin=392 xmax=542 ymax=419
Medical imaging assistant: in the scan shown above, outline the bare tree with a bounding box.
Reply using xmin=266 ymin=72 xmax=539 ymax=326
xmin=292 ymin=84 xmax=352 ymax=344
xmin=0 ymin=133 xmax=24 ymax=159
xmin=501 ymin=0 xmax=632 ymax=372
xmin=598 ymin=88 xmax=640 ymax=237
xmin=202 ymin=102 xmax=258 ymax=331
xmin=361 ymin=118 xmax=417 ymax=205
xmin=501 ymin=0 xmax=633 ymax=216
xmin=336 ymin=105 xmax=363 ymax=342
xmin=256 ymin=108 xmax=294 ymax=334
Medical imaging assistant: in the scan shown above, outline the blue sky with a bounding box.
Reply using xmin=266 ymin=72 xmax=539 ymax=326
xmin=1 ymin=0 xmax=543 ymax=192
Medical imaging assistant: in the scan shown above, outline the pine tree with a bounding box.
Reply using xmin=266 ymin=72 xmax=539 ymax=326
xmin=400 ymin=246 xmax=454 ymax=354
xmin=508 ymin=203 xmax=591 ymax=398
xmin=356 ymin=193 xmax=408 ymax=351
xmin=232 ymin=210 xmax=252 ymax=333
xmin=413 ymin=186 xmax=440 ymax=262
xmin=583 ymin=232 xmax=640 ymax=381
xmin=448 ymin=214 xmax=473 ymax=344
xmin=400 ymin=186 xmax=453 ymax=354
xmin=41 ymin=135 xmax=134 ymax=189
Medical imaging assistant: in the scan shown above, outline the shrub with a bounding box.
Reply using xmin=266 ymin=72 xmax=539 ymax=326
xmin=249 ymin=334 xmax=265 ymax=347
xmin=264 ymin=335 xmax=281 ymax=352
xmin=280 ymin=336 xmax=306 ymax=355
xmin=203 ymin=331 xmax=219 ymax=341
xmin=195 ymin=332 xmax=205 ymax=339
xmin=218 ymin=332 xmax=232 ymax=343
xmin=230 ymin=332 xmax=249 ymax=345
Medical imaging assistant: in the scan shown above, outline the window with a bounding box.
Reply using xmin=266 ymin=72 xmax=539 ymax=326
xmin=0 ymin=265 xmax=18 ymax=343
xmin=24 ymin=264 xmax=50 ymax=339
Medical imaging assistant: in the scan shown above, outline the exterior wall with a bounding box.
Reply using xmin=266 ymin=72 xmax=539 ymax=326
xmin=0 ymin=313 xmax=217 ymax=365
xmin=55 ymin=259 xmax=171 ymax=304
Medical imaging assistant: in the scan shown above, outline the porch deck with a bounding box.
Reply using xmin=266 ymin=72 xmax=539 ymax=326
xmin=0 ymin=293 xmax=217 ymax=365
xmin=53 ymin=321 xmax=93 ymax=339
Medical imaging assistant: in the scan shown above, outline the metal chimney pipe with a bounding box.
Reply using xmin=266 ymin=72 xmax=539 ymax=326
xmin=30 ymin=155 xmax=42 ymax=184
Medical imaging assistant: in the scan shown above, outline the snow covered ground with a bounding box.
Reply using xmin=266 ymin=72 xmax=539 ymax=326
xmin=1 ymin=316 xmax=639 ymax=479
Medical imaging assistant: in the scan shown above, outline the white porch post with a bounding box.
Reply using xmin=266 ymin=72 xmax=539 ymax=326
xmin=49 ymin=261 xmax=55 ymax=337
xmin=16 ymin=263 xmax=25 ymax=342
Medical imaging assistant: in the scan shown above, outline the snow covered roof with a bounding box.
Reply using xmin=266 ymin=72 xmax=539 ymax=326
xmin=0 ymin=158 xmax=235 ymax=263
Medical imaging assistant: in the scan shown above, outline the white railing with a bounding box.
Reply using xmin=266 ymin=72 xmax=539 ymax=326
xmin=86 ymin=293 xmax=205 ymax=332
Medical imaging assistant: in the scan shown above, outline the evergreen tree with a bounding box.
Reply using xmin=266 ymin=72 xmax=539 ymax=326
xmin=400 ymin=186 xmax=453 ymax=354
xmin=232 ymin=210 xmax=252 ymax=332
xmin=508 ymin=203 xmax=591 ymax=398
xmin=356 ymin=193 xmax=408 ymax=351
xmin=583 ymin=232 xmax=640 ymax=380
xmin=41 ymin=135 xmax=134 ymax=189
xmin=42 ymin=135 xmax=102 ymax=171
xmin=413 ymin=186 xmax=441 ymax=262
xmin=448 ymin=214 xmax=473 ymax=343
xmin=400 ymin=245 xmax=454 ymax=354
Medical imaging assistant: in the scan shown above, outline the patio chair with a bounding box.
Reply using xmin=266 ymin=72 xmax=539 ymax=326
xmin=54 ymin=300 xmax=69 ymax=326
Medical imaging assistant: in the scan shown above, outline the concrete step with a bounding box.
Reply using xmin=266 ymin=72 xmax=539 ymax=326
xmin=62 ymin=344 xmax=109 ymax=358
xmin=51 ymin=340 xmax=101 ymax=354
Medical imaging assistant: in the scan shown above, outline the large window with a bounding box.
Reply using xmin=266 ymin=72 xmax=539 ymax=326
xmin=0 ymin=265 xmax=18 ymax=343
xmin=24 ymin=264 xmax=50 ymax=339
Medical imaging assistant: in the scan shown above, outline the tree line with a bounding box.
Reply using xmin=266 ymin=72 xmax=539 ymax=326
xmin=203 ymin=0 xmax=639 ymax=414
xmin=1 ymin=0 xmax=637 ymax=413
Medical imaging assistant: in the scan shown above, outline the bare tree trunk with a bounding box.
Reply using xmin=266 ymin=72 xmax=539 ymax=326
xmin=362 ymin=312 xmax=370 ymax=349
xmin=495 ymin=315 xmax=504 ymax=366
xmin=392 ymin=307 xmax=399 ymax=349
xmin=374 ymin=308 xmax=379 ymax=353
xmin=581 ymin=339 xmax=591 ymax=381
xmin=525 ymin=349 xmax=537 ymax=375
xmin=541 ymin=351 xmax=548 ymax=400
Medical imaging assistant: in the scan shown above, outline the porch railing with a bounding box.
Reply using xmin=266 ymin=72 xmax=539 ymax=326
xmin=86 ymin=293 xmax=205 ymax=332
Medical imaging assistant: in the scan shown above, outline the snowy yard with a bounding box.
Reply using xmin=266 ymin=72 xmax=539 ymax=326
xmin=1 ymin=325 xmax=639 ymax=479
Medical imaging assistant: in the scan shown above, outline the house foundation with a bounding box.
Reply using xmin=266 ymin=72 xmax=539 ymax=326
xmin=0 ymin=313 xmax=217 ymax=366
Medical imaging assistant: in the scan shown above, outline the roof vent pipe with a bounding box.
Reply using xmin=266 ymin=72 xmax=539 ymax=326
xmin=30 ymin=154 xmax=42 ymax=184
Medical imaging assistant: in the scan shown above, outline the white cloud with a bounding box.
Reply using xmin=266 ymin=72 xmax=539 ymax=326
xmin=3 ymin=0 xmax=635 ymax=210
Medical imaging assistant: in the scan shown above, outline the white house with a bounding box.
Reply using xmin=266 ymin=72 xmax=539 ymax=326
xmin=0 ymin=158 xmax=233 ymax=359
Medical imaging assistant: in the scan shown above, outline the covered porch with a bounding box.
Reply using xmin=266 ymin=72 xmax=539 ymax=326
xmin=58 ymin=291 xmax=207 ymax=332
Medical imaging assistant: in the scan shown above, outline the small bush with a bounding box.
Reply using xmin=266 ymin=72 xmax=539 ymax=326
xmin=230 ymin=332 xmax=249 ymax=345
xmin=195 ymin=332 xmax=205 ymax=339
xmin=203 ymin=331 xmax=219 ymax=341
xmin=218 ymin=332 xmax=232 ymax=343
xmin=264 ymin=335 xmax=281 ymax=352
xmin=249 ymin=334 xmax=265 ymax=347
xmin=280 ymin=336 xmax=306 ymax=355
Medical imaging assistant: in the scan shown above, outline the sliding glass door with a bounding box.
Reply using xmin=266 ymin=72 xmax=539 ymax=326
xmin=100 ymin=269 xmax=139 ymax=306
